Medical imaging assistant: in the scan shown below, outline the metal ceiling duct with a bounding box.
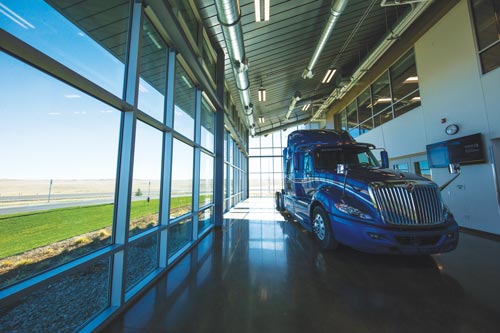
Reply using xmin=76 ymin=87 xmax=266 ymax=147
xmin=311 ymin=0 xmax=433 ymax=121
xmin=302 ymin=0 xmax=349 ymax=79
xmin=214 ymin=0 xmax=255 ymax=132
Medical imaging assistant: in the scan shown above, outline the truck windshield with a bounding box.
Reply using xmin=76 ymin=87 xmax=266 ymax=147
xmin=313 ymin=146 xmax=380 ymax=170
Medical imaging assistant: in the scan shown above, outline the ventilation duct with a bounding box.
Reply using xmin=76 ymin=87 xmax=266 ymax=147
xmin=302 ymin=0 xmax=349 ymax=79
xmin=311 ymin=0 xmax=433 ymax=120
xmin=214 ymin=0 xmax=255 ymax=131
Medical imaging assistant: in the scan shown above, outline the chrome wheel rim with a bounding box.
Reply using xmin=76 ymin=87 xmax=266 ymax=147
xmin=313 ymin=213 xmax=326 ymax=241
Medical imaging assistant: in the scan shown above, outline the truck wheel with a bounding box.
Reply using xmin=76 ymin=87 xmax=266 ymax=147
xmin=275 ymin=191 xmax=282 ymax=211
xmin=312 ymin=206 xmax=338 ymax=250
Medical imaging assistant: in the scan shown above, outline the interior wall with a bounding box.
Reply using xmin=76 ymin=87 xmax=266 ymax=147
xmin=357 ymin=0 xmax=500 ymax=234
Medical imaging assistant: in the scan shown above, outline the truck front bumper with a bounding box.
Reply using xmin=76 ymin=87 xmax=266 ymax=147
xmin=331 ymin=214 xmax=459 ymax=255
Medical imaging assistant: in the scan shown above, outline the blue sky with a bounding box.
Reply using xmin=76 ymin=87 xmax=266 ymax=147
xmin=0 ymin=0 xmax=195 ymax=180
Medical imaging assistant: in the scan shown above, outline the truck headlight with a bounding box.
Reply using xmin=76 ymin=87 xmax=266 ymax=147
xmin=335 ymin=202 xmax=373 ymax=220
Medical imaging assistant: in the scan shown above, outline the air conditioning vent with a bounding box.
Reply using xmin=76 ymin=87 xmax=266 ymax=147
xmin=381 ymin=0 xmax=429 ymax=7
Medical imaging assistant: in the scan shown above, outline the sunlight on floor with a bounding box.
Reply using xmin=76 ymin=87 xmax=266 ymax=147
xmin=224 ymin=198 xmax=285 ymax=222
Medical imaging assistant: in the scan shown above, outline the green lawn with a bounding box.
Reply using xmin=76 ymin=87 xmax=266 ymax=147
xmin=0 ymin=195 xmax=207 ymax=259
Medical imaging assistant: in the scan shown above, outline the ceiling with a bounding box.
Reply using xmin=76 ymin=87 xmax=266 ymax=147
xmin=195 ymin=0 xmax=410 ymax=135
xmin=47 ymin=0 xmax=414 ymax=137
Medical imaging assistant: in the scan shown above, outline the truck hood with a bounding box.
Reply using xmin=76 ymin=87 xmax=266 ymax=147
xmin=316 ymin=168 xmax=432 ymax=203
xmin=344 ymin=167 xmax=429 ymax=183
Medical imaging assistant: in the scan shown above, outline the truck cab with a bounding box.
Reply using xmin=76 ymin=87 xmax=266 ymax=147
xmin=277 ymin=130 xmax=459 ymax=254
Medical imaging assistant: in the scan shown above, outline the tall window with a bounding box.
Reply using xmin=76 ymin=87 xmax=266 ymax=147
xmin=138 ymin=18 xmax=168 ymax=122
xmin=390 ymin=50 xmax=421 ymax=117
xmin=174 ymin=64 xmax=196 ymax=139
xmin=334 ymin=48 xmax=420 ymax=137
xmin=471 ymin=0 xmax=500 ymax=73
xmin=0 ymin=53 xmax=120 ymax=289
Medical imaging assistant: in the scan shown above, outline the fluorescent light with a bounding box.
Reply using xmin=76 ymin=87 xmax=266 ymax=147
xmin=255 ymin=0 xmax=261 ymax=22
xmin=375 ymin=97 xmax=392 ymax=104
xmin=264 ymin=0 xmax=270 ymax=21
xmin=411 ymin=96 xmax=421 ymax=102
xmin=258 ymin=86 xmax=266 ymax=102
xmin=258 ymin=116 xmax=265 ymax=124
xmin=255 ymin=0 xmax=270 ymax=22
xmin=302 ymin=103 xmax=311 ymax=111
xmin=64 ymin=94 xmax=81 ymax=99
xmin=404 ymin=76 xmax=419 ymax=83
xmin=147 ymin=32 xmax=162 ymax=50
xmin=322 ymin=68 xmax=337 ymax=84
xmin=181 ymin=75 xmax=192 ymax=88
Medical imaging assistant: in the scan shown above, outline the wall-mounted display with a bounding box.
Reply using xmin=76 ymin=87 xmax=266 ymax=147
xmin=426 ymin=133 xmax=485 ymax=168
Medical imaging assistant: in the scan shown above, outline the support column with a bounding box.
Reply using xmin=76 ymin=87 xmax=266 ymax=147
xmin=111 ymin=0 xmax=143 ymax=306
xmin=214 ymin=49 xmax=225 ymax=226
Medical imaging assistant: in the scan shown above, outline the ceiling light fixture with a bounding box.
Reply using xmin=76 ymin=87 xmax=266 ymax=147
xmin=254 ymin=0 xmax=270 ymax=22
xmin=302 ymin=103 xmax=311 ymax=111
xmin=374 ymin=97 xmax=392 ymax=105
xmin=258 ymin=84 xmax=266 ymax=102
xmin=322 ymin=68 xmax=337 ymax=84
xmin=411 ymin=96 xmax=421 ymax=102
xmin=259 ymin=116 xmax=265 ymax=124
xmin=285 ymin=91 xmax=302 ymax=119
xmin=404 ymin=76 xmax=419 ymax=83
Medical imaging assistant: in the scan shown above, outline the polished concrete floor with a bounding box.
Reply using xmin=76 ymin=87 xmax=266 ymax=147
xmin=103 ymin=198 xmax=500 ymax=333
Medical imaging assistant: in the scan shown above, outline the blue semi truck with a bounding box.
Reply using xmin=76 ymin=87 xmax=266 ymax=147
xmin=276 ymin=130 xmax=459 ymax=254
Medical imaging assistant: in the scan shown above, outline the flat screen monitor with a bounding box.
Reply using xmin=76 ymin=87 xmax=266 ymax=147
xmin=426 ymin=133 xmax=485 ymax=168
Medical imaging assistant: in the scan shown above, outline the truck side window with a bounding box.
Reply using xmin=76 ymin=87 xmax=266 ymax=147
xmin=315 ymin=150 xmax=339 ymax=170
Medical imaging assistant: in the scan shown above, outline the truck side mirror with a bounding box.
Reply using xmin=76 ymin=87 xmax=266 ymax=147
xmin=380 ymin=150 xmax=389 ymax=169
xmin=337 ymin=163 xmax=348 ymax=175
xmin=448 ymin=163 xmax=460 ymax=174
xmin=440 ymin=163 xmax=462 ymax=191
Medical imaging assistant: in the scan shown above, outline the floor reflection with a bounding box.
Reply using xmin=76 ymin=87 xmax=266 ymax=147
xmin=104 ymin=198 xmax=500 ymax=333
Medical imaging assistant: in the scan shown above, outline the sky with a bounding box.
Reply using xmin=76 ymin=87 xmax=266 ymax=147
xmin=0 ymin=0 xmax=197 ymax=181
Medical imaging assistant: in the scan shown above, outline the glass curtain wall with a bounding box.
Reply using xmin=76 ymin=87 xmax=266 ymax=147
xmin=224 ymin=131 xmax=248 ymax=211
xmin=249 ymin=124 xmax=319 ymax=198
xmin=0 ymin=0 xmax=229 ymax=331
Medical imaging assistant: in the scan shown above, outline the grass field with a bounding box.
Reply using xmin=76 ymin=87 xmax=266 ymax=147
xmin=0 ymin=196 xmax=208 ymax=259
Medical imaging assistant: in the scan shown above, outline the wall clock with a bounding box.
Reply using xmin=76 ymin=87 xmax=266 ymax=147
xmin=445 ymin=124 xmax=459 ymax=135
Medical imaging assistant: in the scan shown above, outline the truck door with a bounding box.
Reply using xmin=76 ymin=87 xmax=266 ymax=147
xmin=295 ymin=152 xmax=312 ymax=222
xmin=283 ymin=153 xmax=294 ymax=211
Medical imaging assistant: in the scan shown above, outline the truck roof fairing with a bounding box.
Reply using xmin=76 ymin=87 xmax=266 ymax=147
xmin=286 ymin=129 xmax=377 ymax=151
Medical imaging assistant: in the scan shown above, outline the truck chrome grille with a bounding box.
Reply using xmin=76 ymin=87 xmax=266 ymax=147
xmin=370 ymin=183 xmax=444 ymax=226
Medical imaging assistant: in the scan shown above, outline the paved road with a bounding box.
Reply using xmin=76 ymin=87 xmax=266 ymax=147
xmin=0 ymin=196 xmax=159 ymax=215
xmin=0 ymin=198 xmax=115 ymax=215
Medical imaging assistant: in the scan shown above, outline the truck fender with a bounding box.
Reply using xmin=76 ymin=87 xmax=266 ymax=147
xmin=310 ymin=188 xmax=341 ymax=218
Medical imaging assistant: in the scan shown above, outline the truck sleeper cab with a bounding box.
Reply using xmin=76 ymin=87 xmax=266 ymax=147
xmin=277 ymin=130 xmax=459 ymax=255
